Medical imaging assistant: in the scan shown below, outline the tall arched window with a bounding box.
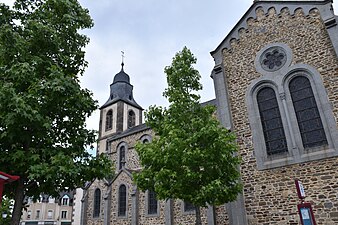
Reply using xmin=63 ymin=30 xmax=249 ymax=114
xmin=128 ymin=110 xmax=136 ymax=128
xmin=257 ymin=87 xmax=288 ymax=155
xmin=93 ymin=188 xmax=101 ymax=218
xmin=119 ymin=146 xmax=126 ymax=170
xmin=248 ymin=43 xmax=338 ymax=170
xmin=118 ymin=185 xmax=127 ymax=217
xmin=289 ymin=76 xmax=327 ymax=148
xmin=105 ymin=110 xmax=113 ymax=131
xmin=147 ymin=190 xmax=157 ymax=215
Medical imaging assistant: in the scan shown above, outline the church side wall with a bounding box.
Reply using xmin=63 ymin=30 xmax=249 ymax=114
xmin=85 ymin=180 xmax=107 ymax=225
xmin=221 ymin=7 xmax=338 ymax=225
xmin=172 ymin=200 xmax=208 ymax=225
xmin=138 ymin=192 xmax=166 ymax=225
xmin=215 ymin=205 xmax=230 ymax=225
xmin=110 ymin=172 xmax=133 ymax=225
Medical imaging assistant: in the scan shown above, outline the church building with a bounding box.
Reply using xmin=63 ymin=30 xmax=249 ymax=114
xmin=82 ymin=0 xmax=338 ymax=224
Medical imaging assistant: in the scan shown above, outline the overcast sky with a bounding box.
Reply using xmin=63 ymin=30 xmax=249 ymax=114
xmin=3 ymin=0 xmax=338 ymax=133
xmin=78 ymin=0 xmax=253 ymax=130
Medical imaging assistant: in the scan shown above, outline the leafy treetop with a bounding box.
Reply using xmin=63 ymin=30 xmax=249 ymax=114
xmin=0 ymin=1 xmax=111 ymax=224
xmin=134 ymin=47 xmax=242 ymax=209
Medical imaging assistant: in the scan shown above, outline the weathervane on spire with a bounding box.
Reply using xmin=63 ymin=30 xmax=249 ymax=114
xmin=121 ymin=51 xmax=125 ymax=69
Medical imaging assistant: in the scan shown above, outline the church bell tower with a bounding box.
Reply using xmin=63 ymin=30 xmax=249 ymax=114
xmin=97 ymin=62 xmax=143 ymax=154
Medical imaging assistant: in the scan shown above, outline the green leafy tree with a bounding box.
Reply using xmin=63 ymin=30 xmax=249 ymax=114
xmin=0 ymin=1 xmax=111 ymax=224
xmin=134 ymin=47 xmax=242 ymax=225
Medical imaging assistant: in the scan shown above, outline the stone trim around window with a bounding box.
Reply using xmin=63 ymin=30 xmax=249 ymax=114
xmin=145 ymin=190 xmax=160 ymax=217
xmin=93 ymin=188 xmax=101 ymax=218
xmin=117 ymin=183 xmax=129 ymax=219
xmin=247 ymin=62 xmax=338 ymax=170
xmin=181 ymin=201 xmax=196 ymax=215
xmin=117 ymin=142 xmax=128 ymax=171
xmin=254 ymin=43 xmax=292 ymax=76
xmin=105 ymin=109 xmax=113 ymax=131
xmin=140 ymin=134 xmax=152 ymax=144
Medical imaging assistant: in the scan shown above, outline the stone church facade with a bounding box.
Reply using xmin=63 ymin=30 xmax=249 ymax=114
xmin=82 ymin=0 xmax=338 ymax=224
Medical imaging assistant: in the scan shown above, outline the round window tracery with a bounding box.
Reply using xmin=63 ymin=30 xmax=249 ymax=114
xmin=260 ymin=46 xmax=287 ymax=72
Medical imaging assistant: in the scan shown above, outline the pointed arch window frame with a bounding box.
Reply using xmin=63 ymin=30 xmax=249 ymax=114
xmin=93 ymin=188 xmax=101 ymax=218
xmin=145 ymin=190 xmax=159 ymax=217
xmin=117 ymin=142 xmax=128 ymax=171
xmin=127 ymin=110 xmax=136 ymax=128
xmin=105 ymin=109 xmax=113 ymax=131
xmin=247 ymin=63 xmax=338 ymax=170
xmin=118 ymin=184 xmax=128 ymax=218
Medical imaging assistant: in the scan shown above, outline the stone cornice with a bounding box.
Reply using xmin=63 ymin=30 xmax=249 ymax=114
xmin=210 ymin=0 xmax=334 ymax=65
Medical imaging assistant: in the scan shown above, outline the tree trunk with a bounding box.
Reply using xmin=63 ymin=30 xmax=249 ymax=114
xmin=10 ymin=178 xmax=25 ymax=225
xmin=195 ymin=206 xmax=202 ymax=225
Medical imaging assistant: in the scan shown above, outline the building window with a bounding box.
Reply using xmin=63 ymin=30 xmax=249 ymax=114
xmin=62 ymin=195 xmax=69 ymax=206
xmin=93 ymin=188 xmax=101 ymax=218
xmin=105 ymin=110 xmax=113 ymax=131
xmin=257 ymin=87 xmax=288 ymax=155
xmin=61 ymin=210 xmax=67 ymax=219
xmin=248 ymin=43 xmax=338 ymax=170
xmin=289 ymin=76 xmax=327 ymax=148
xmin=117 ymin=142 xmax=128 ymax=170
xmin=118 ymin=184 xmax=127 ymax=217
xmin=184 ymin=201 xmax=195 ymax=212
xmin=27 ymin=210 xmax=31 ymax=219
xmin=140 ymin=134 xmax=152 ymax=144
xmin=47 ymin=210 xmax=53 ymax=219
xmin=128 ymin=110 xmax=136 ymax=128
xmin=35 ymin=210 xmax=40 ymax=219
xmin=147 ymin=190 xmax=158 ymax=215
xmin=119 ymin=146 xmax=126 ymax=170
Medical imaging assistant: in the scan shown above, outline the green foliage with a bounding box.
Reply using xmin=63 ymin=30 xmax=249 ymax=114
xmin=134 ymin=47 xmax=242 ymax=208
xmin=0 ymin=0 xmax=111 ymax=214
xmin=0 ymin=197 xmax=13 ymax=225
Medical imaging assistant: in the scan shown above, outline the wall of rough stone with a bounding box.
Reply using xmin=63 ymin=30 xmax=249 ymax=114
xmin=110 ymin=171 xmax=133 ymax=225
xmin=85 ymin=180 xmax=107 ymax=225
xmin=215 ymin=205 xmax=229 ymax=225
xmin=138 ymin=191 xmax=166 ymax=225
xmin=108 ymin=129 xmax=153 ymax=171
xmin=221 ymin=6 xmax=338 ymax=225
xmin=172 ymin=200 xmax=208 ymax=225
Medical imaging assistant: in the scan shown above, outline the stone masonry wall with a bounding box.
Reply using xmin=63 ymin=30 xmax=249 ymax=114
xmin=215 ymin=205 xmax=229 ymax=225
xmin=221 ymin=6 xmax=338 ymax=225
xmin=85 ymin=180 xmax=107 ymax=225
xmin=110 ymin=171 xmax=133 ymax=225
xmin=109 ymin=129 xmax=153 ymax=171
xmin=138 ymin=191 xmax=166 ymax=225
xmin=172 ymin=200 xmax=208 ymax=225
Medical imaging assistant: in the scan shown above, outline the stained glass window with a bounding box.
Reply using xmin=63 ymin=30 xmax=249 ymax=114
xmin=93 ymin=189 xmax=101 ymax=218
xmin=119 ymin=146 xmax=126 ymax=170
xmin=257 ymin=87 xmax=288 ymax=155
xmin=148 ymin=190 xmax=158 ymax=215
xmin=118 ymin=185 xmax=127 ymax=216
xmin=289 ymin=76 xmax=327 ymax=148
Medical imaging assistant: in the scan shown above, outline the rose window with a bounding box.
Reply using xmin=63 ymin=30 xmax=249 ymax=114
xmin=260 ymin=47 xmax=287 ymax=72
